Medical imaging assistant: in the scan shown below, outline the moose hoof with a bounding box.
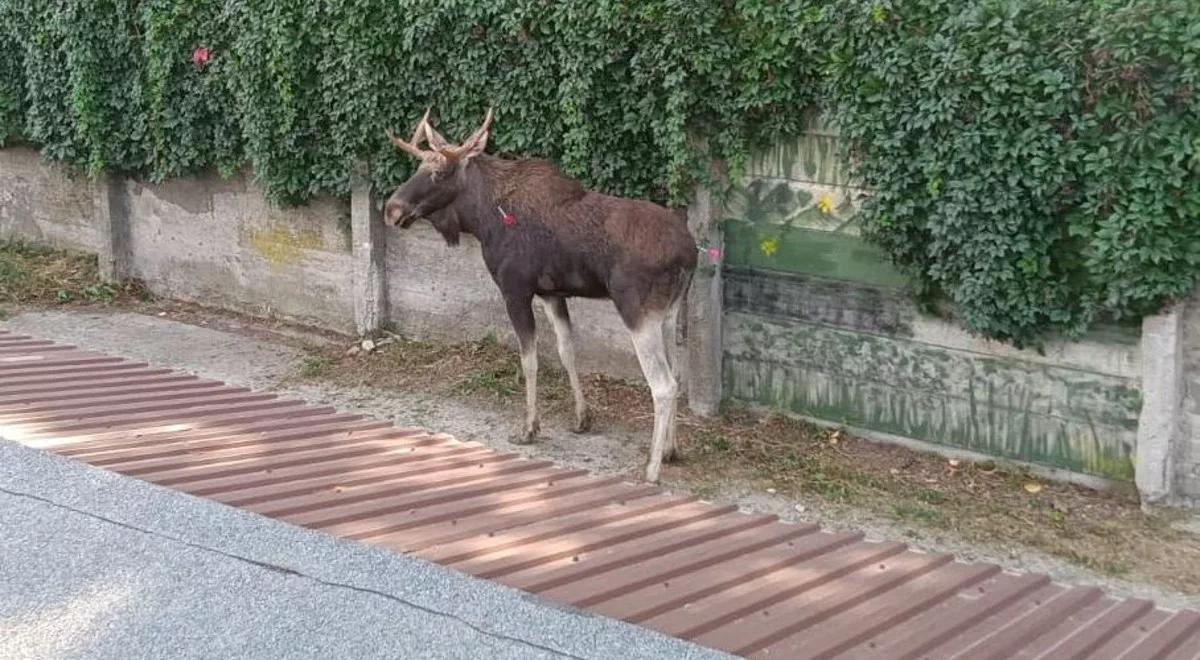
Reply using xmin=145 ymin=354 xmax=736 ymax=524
xmin=512 ymin=421 xmax=540 ymax=445
xmin=644 ymin=464 xmax=661 ymax=483
xmin=571 ymin=409 xmax=593 ymax=434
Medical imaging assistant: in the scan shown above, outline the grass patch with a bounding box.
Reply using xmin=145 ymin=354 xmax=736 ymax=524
xmin=296 ymin=355 xmax=333 ymax=378
xmin=679 ymin=411 xmax=1200 ymax=591
xmin=288 ymin=333 xmax=574 ymax=409
xmin=892 ymin=503 xmax=944 ymax=524
xmin=457 ymin=364 xmax=522 ymax=398
xmin=0 ymin=241 xmax=146 ymax=306
xmin=916 ymin=488 xmax=947 ymax=505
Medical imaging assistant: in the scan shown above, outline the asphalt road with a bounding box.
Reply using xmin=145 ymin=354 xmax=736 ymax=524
xmin=0 ymin=440 xmax=729 ymax=660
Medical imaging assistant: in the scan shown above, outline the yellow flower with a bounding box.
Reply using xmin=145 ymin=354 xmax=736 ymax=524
xmin=759 ymin=237 xmax=779 ymax=257
xmin=816 ymin=193 xmax=835 ymax=215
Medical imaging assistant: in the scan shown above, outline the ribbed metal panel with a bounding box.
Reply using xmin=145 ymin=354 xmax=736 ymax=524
xmin=3 ymin=330 xmax=1197 ymax=659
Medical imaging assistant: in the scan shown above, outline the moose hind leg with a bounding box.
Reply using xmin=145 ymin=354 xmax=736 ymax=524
xmin=660 ymin=296 xmax=684 ymax=461
xmin=540 ymin=296 xmax=591 ymax=433
xmin=505 ymin=294 xmax=540 ymax=443
xmin=630 ymin=315 xmax=678 ymax=483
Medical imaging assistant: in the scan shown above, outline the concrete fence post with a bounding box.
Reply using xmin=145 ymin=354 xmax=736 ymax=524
xmin=685 ymin=160 xmax=726 ymax=417
xmin=1135 ymin=302 xmax=1185 ymax=505
xmin=350 ymin=164 xmax=387 ymax=336
xmin=92 ymin=173 xmax=129 ymax=283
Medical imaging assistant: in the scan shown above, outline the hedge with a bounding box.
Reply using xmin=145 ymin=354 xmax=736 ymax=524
xmin=0 ymin=0 xmax=1196 ymax=347
xmin=827 ymin=0 xmax=1200 ymax=344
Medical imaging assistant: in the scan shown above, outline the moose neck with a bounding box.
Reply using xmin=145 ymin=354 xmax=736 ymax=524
xmin=444 ymin=154 xmax=556 ymax=245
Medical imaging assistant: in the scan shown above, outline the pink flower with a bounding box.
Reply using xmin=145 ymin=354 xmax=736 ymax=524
xmin=706 ymin=247 xmax=721 ymax=264
xmin=192 ymin=47 xmax=210 ymax=68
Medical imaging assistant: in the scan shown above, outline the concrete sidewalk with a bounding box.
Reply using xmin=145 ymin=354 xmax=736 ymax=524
xmin=0 ymin=441 xmax=729 ymax=660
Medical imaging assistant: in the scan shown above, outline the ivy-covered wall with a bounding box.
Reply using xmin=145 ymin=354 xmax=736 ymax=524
xmin=1 ymin=0 xmax=1197 ymax=486
xmin=721 ymin=119 xmax=1143 ymax=482
xmin=1 ymin=1 xmax=1196 ymax=349
xmin=0 ymin=114 xmax=1181 ymax=488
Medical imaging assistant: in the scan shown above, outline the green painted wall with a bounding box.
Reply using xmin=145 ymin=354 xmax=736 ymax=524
xmin=722 ymin=221 xmax=907 ymax=290
xmin=724 ymin=313 xmax=1138 ymax=479
xmin=720 ymin=124 xmax=1141 ymax=481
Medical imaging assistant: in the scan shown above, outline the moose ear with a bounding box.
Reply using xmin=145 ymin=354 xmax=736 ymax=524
xmin=458 ymin=107 xmax=493 ymax=161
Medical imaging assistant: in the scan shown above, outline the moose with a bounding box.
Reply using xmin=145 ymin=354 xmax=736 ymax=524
xmin=382 ymin=108 xmax=697 ymax=483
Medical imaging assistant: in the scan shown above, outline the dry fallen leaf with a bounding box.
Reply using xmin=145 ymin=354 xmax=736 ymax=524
xmin=1024 ymin=482 xmax=1043 ymax=494
xmin=948 ymin=459 xmax=961 ymax=468
xmin=889 ymin=468 xmax=901 ymax=476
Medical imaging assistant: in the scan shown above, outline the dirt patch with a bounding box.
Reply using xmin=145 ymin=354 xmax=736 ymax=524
xmin=679 ymin=413 xmax=1198 ymax=586
xmin=287 ymin=335 xmax=639 ymax=433
xmin=0 ymin=241 xmax=147 ymax=313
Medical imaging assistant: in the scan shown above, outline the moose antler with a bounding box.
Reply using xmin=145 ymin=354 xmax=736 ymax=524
xmin=389 ymin=106 xmax=494 ymax=160
xmin=465 ymin=106 xmax=493 ymax=146
xmin=420 ymin=109 xmax=452 ymax=151
xmin=386 ymin=108 xmax=435 ymax=158
xmin=440 ymin=107 xmax=493 ymax=159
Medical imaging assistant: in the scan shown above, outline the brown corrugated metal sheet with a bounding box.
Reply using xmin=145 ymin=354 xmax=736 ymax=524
xmin=2 ymin=329 xmax=1198 ymax=659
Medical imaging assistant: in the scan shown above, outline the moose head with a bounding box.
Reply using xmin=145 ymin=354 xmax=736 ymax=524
xmin=382 ymin=108 xmax=493 ymax=245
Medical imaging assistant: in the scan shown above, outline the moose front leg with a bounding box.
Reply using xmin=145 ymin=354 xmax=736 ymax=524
xmin=505 ymin=294 xmax=540 ymax=444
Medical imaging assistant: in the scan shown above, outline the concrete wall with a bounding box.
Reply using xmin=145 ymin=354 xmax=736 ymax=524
xmin=0 ymin=148 xmax=98 ymax=253
xmin=1178 ymin=291 xmax=1200 ymax=503
xmin=718 ymin=118 xmax=1143 ymax=484
xmin=0 ymin=147 xmax=642 ymax=378
xmin=122 ymin=175 xmax=356 ymax=332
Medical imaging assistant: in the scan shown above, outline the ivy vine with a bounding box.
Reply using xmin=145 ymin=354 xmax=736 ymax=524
xmin=824 ymin=0 xmax=1199 ymax=345
xmin=0 ymin=0 xmax=1196 ymax=346
xmin=0 ymin=5 xmax=21 ymax=146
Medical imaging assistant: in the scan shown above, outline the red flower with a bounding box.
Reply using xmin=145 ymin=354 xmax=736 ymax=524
xmin=192 ymin=47 xmax=210 ymax=69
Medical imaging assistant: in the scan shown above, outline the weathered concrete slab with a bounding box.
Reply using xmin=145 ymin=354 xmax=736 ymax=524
xmin=1177 ymin=289 xmax=1200 ymax=504
xmin=0 ymin=147 xmax=98 ymax=252
xmin=122 ymin=174 xmax=356 ymax=332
